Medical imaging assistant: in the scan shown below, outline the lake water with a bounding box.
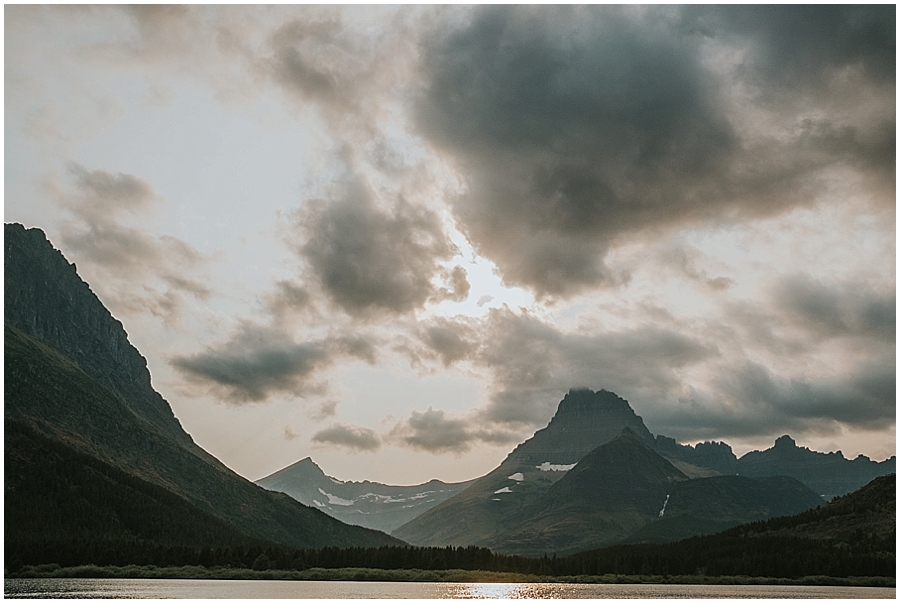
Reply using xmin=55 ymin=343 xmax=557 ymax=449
xmin=4 ymin=578 xmax=895 ymax=599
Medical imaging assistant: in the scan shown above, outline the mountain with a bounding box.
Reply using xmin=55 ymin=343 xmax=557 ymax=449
xmin=655 ymin=433 xmax=894 ymax=499
xmin=5 ymin=223 xmax=400 ymax=566
xmin=393 ymin=388 xmax=657 ymax=547
xmin=256 ymin=457 xmax=473 ymax=533
xmin=655 ymin=435 xmax=738 ymax=475
xmin=490 ymin=429 xmax=822 ymax=556
xmin=560 ymin=474 xmax=896 ymax=579
xmin=395 ymin=389 xmax=828 ymax=556
xmin=735 ymin=435 xmax=896 ymax=499
xmin=493 ymin=428 xmax=689 ymax=555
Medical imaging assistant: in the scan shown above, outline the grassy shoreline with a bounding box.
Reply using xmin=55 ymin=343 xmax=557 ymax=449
xmin=5 ymin=564 xmax=895 ymax=588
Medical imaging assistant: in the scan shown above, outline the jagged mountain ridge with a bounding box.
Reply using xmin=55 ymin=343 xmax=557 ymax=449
xmin=486 ymin=429 xmax=823 ymax=556
xmin=657 ymin=433 xmax=895 ymax=498
xmin=394 ymin=386 xmax=891 ymax=554
xmin=256 ymin=457 xmax=473 ymax=533
xmin=735 ymin=435 xmax=895 ymax=499
xmin=4 ymin=223 xmax=401 ymax=557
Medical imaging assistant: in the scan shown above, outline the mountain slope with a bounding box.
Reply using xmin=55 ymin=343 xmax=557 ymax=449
xmin=393 ymin=388 xmax=656 ymax=546
xmin=4 ymin=223 xmax=401 ymax=557
xmin=491 ymin=429 xmax=822 ymax=556
xmin=562 ymin=474 xmax=896 ymax=579
xmin=5 ymin=418 xmax=272 ymax=568
xmin=256 ymin=457 xmax=473 ymax=533
xmin=493 ymin=428 xmax=688 ymax=555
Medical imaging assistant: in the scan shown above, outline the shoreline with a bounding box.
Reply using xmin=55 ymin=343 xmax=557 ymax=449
xmin=6 ymin=565 xmax=895 ymax=588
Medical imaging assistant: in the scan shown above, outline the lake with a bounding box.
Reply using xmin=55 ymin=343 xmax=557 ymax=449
xmin=4 ymin=578 xmax=895 ymax=599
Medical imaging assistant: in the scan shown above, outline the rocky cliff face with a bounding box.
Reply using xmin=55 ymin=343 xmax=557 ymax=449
xmin=4 ymin=223 xmax=189 ymax=444
xmin=506 ymin=388 xmax=656 ymax=465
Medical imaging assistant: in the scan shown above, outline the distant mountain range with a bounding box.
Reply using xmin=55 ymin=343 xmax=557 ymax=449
xmin=256 ymin=458 xmax=473 ymax=533
xmin=5 ymin=223 xmax=400 ymax=567
xmin=392 ymin=388 xmax=894 ymax=555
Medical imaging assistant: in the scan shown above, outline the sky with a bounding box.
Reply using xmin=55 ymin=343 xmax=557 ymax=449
xmin=5 ymin=5 xmax=896 ymax=485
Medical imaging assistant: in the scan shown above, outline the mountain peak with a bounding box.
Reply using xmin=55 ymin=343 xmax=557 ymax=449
xmin=555 ymin=388 xmax=631 ymax=417
xmin=612 ymin=426 xmax=643 ymax=442
xmin=505 ymin=388 xmax=655 ymax=466
xmin=774 ymin=435 xmax=796 ymax=448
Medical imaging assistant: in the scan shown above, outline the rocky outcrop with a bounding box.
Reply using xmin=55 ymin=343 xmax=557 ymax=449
xmin=655 ymin=434 xmax=738 ymax=475
xmin=4 ymin=223 xmax=188 ymax=444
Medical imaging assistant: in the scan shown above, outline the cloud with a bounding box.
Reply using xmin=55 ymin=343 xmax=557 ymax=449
xmin=435 ymin=265 xmax=471 ymax=303
xmin=662 ymin=357 xmax=897 ymax=441
xmin=390 ymin=407 xmax=518 ymax=454
xmin=413 ymin=5 xmax=895 ymax=298
xmin=773 ymin=274 xmax=895 ymax=342
xmin=686 ymin=5 xmax=895 ymax=90
xmin=312 ymin=423 xmax=381 ymax=452
xmin=659 ymin=244 xmax=734 ymax=292
xmin=411 ymin=316 xmax=480 ymax=368
xmin=476 ymin=308 xmax=715 ymax=427
xmin=54 ymin=164 xmax=212 ymax=325
xmin=292 ymin=175 xmax=458 ymax=316
xmin=171 ymin=321 xmax=377 ymax=403
xmin=264 ymin=280 xmax=314 ymax=320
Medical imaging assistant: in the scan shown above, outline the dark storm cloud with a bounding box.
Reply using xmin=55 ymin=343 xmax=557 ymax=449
xmin=674 ymin=358 xmax=897 ymax=439
xmin=312 ymin=423 xmax=381 ymax=452
xmin=402 ymin=281 xmax=894 ymax=449
xmin=293 ymin=176 xmax=458 ymax=316
xmin=636 ymin=277 xmax=896 ymax=442
xmin=171 ymin=321 xmax=378 ymax=404
xmin=414 ymin=5 xmax=895 ymax=297
xmin=390 ymin=407 xmax=518 ymax=454
xmin=57 ymin=165 xmax=211 ymax=324
xmin=683 ymin=5 xmax=895 ymax=89
xmin=773 ymin=275 xmax=895 ymax=342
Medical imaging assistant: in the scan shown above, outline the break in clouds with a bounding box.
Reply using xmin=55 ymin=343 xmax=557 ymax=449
xmin=9 ymin=5 xmax=893 ymax=461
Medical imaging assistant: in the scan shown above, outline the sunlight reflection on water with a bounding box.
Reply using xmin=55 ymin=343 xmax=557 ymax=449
xmin=4 ymin=578 xmax=896 ymax=599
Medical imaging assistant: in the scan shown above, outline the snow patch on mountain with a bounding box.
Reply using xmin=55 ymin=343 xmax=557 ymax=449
xmin=658 ymin=494 xmax=670 ymax=518
xmin=536 ymin=462 xmax=577 ymax=472
xmin=317 ymin=488 xmax=354 ymax=506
